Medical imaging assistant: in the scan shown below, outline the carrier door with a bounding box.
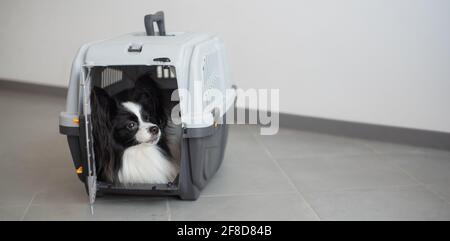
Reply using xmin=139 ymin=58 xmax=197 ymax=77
xmin=80 ymin=67 xmax=97 ymax=210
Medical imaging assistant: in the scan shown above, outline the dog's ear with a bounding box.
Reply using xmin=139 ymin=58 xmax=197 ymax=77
xmin=134 ymin=74 xmax=168 ymax=127
xmin=91 ymin=87 xmax=117 ymax=117
xmin=134 ymin=73 xmax=153 ymax=88
xmin=90 ymin=87 xmax=117 ymax=183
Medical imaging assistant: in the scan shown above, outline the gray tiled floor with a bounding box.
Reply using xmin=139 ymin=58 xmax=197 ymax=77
xmin=1 ymin=87 xmax=450 ymax=221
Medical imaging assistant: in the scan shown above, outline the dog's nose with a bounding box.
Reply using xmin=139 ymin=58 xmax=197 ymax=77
xmin=149 ymin=126 xmax=159 ymax=135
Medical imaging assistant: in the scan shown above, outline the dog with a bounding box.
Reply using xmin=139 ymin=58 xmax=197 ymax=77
xmin=90 ymin=75 xmax=178 ymax=185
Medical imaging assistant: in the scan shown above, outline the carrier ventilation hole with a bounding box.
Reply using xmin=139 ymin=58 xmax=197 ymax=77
xmin=101 ymin=68 xmax=123 ymax=88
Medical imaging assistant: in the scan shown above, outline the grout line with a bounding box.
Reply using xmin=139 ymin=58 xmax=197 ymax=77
xmin=312 ymin=183 xmax=423 ymax=194
xmin=271 ymin=152 xmax=385 ymax=161
xmin=356 ymin=139 xmax=382 ymax=155
xmin=359 ymin=142 xmax=379 ymax=154
xmin=251 ymin=132 xmax=322 ymax=221
xmin=388 ymin=157 xmax=450 ymax=206
xmin=420 ymin=183 xmax=450 ymax=206
xmin=362 ymin=143 xmax=450 ymax=206
xmin=200 ymin=191 xmax=298 ymax=198
xmin=166 ymin=198 xmax=172 ymax=221
xmin=20 ymin=192 xmax=37 ymax=221
xmin=359 ymin=140 xmax=426 ymax=155
xmin=358 ymin=142 xmax=450 ymax=203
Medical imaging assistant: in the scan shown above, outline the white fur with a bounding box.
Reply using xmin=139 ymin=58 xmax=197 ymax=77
xmin=118 ymin=143 xmax=178 ymax=184
xmin=118 ymin=101 xmax=178 ymax=184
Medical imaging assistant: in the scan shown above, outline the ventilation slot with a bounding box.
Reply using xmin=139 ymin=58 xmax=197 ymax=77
xmin=101 ymin=68 xmax=123 ymax=88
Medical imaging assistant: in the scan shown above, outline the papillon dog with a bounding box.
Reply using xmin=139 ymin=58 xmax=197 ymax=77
xmin=90 ymin=76 xmax=178 ymax=185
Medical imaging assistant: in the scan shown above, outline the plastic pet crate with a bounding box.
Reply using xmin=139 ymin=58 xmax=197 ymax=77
xmin=59 ymin=12 xmax=235 ymax=204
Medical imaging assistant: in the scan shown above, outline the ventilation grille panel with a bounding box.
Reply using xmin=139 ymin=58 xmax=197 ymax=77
xmin=101 ymin=68 xmax=123 ymax=88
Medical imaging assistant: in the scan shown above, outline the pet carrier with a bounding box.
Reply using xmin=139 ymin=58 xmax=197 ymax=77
xmin=59 ymin=12 xmax=235 ymax=205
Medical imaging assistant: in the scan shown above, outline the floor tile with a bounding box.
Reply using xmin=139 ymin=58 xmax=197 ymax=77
xmin=278 ymin=154 xmax=417 ymax=193
xmin=202 ymin=155 xmax=295 ymax=196
xmin=258 ymin=130 xmax=373 ymax=159
xmin=225 ymin=128 xmax=270 ymax=163
xmin=169 ymin=193 xmax=318 ymax=221
xmin=425 ymin=184 xmax=450 ymax=203
xmin=360 ymin=140 xmax=427 ymax=154
xmin=387 ymin=152 xmax=450 ymax=203
xmin=389 ymin=152 xmax=450 ymax=185
xmin=0 ymin=206 xmax=27 ymax=221
xmin=0 ymin=170 xmax=37 ymax=207
xmin=305 ymin=186 xmax=450 ymax=220
xmin=24 ymin=197 xmax=168 ymax=221
xmin=32 ymin=183 xmax=88 ymax=206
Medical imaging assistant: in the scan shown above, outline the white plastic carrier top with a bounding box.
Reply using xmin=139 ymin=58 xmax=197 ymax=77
xmin=60 ymin=31 xmax=235 ymax=129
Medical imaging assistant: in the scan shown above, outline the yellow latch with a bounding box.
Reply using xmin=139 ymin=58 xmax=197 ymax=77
xmin=76 ymin=166 xmax=83 ymax=174
xmin=73 ymin=118 xmax=80 ymax=124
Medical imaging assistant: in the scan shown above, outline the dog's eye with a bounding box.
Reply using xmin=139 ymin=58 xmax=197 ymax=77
xmin=126 ymin=122 xmax=137 ymax=130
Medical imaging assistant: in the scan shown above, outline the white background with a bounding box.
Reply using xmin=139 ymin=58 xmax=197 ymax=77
xmin=1 ymin=0 xmax=449 ymax=132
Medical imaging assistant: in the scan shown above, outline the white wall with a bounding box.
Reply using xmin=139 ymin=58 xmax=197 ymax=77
xmin=1 ymin=0 xmax=449 ymax=132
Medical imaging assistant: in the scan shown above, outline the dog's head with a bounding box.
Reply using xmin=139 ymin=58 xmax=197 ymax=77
xmin=92 ymin=81 xmax=166 ymax=148
xmin=113 ymin=100 xmax=162 ymax=147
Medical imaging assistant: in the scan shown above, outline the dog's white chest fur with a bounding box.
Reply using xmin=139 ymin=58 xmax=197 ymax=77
xmin=118 ymin=143 xmax=178 ymax=184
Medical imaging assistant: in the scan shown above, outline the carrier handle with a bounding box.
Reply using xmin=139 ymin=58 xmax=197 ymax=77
xmin=144 ymin=11 xmax=166 ymax=36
